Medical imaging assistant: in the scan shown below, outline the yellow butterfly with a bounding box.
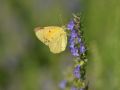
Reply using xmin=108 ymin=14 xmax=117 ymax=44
xmin=34 ymin=26 xmax=67 ymax=53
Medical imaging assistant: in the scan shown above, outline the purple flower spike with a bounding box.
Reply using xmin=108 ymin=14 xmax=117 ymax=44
xmin=59 ymin=80 xmax=66 ymax=89
xmin=67 ymin=20 xmax=75 ymax=30
xmin=65 ymin=15 xmax=88 ymax=90
xmin=73 ymin=65 xmax=81 ymax=78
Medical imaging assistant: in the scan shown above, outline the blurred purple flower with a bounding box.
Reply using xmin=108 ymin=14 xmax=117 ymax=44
xmin=59 ymin=80 xmax=66 ymax=89
xmin=71 ymin=86 xmax=84 ymax=90
xmin=80 ymin=88 xmax=84 ymax=90
xmin=73 ymin=65 xmax=81 ymax=78
xmin=78 ymin=37 xmax=81 ymax=43
xmin=71 ymin=86 xmax=78 ymax=90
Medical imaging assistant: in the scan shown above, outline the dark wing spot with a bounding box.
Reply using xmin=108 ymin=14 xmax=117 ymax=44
xmin=43 ymin=36 xmax=50 ymax=44
xmin=49 ymin=30 xmax=51 ymax=33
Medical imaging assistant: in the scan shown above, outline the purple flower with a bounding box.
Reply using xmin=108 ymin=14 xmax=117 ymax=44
xmin=80 ymin=44 xmax=86 ymax=54
xmin=70 ymin=48 xmax=79 ymax=56
xmin=69 ymin=36 xmax=80 ymax=56
xmin=73 ymin=65 xmax=81 ymax=78
xmin=67 ymin=20 xmax=75 ymax=30
xmin=70 ymin=30 xmax=78 ymax=38
xmin=78 ymin=37 xmax=81 ymax=43
xmin=69 ymin=44 xmax=75 ymax=49
xmin=69 ymin=37 xmax=75 ymax=47
xmin=59 ymin=80 xmax=66 ymax=89
xmin=69 ymin=30 xmax=79 ymax=56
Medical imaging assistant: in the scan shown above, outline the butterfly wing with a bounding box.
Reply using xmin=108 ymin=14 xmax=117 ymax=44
xmin=34 ymin=27 xmax=52 ymax=46
xmin=48 ymin=29 xmax=67 ymax=53
xmin=34 ymin=26 xmax=67 ymax=53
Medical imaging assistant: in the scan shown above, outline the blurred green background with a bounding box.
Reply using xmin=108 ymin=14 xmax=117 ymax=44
xmin=0 ymin=0 xmax=120 ymax=90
